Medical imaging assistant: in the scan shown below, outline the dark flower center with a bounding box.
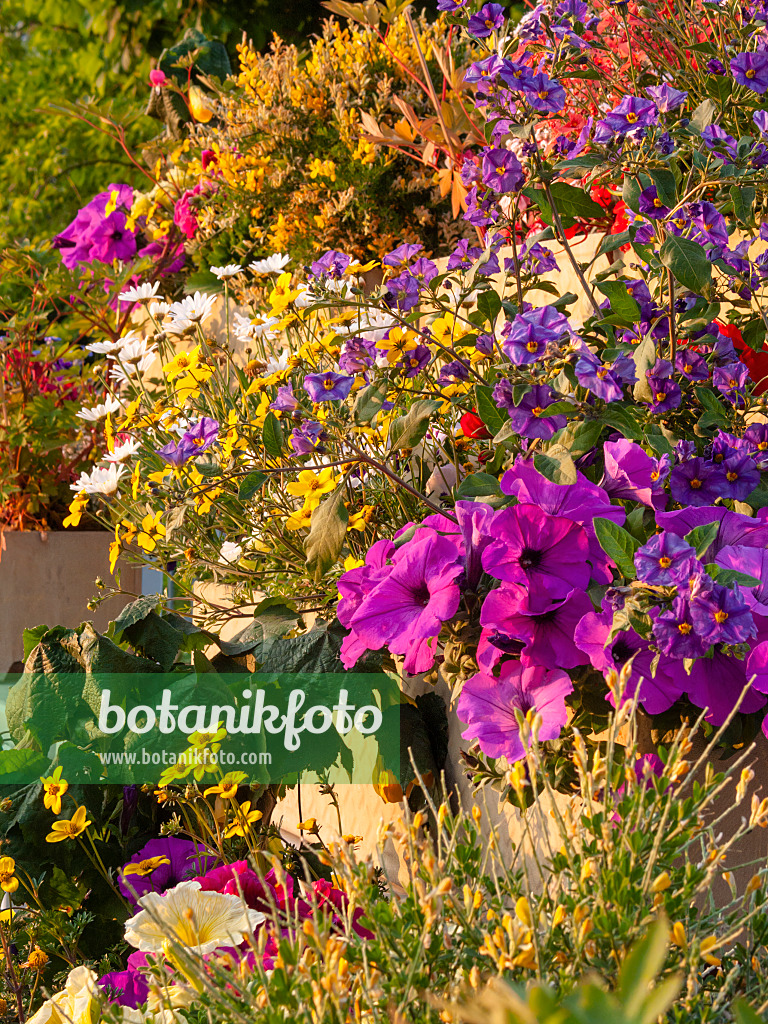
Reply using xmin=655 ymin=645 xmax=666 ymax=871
xmin=612 ymin=638 xmax=633 ymax=664
xmin=519 ymin=547 xmax=543 ymax=570
xmin=412 ymin=584 xmax=431 ymax=607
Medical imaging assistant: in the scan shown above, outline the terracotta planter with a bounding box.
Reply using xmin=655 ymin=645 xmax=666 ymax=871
xmin=0 ymin=530 xmax=142 ymax=672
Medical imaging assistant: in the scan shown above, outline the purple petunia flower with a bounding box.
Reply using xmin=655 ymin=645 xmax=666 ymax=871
xmin=481 ymin=148 xmax=525 ymax=192
xmin=270 ymin=384 xmax=299 ymax=412
xmin=688 ymin=201 xmax=729 ymax=247
xmin=303 ymin=371 xmax=355 ymax=402
xmin=119 ymin=838 xmax=216 ymax=909
xmin=669 ymin=457 xmax=722 ymax=506
xmin=504 ymin=385 xmax=568 ymax=439
xmin=501 ymin=307 xmax=568 ymax=364
xmin=599 ymin=95 xmax=658 ymax=135
xmin=468 ymin=2 xmax=505 ymax=36
xmin=690 ymin=582 xmax=756 ymax=644
xmin=700 ymin=124 xmax=738 ymax=160
xmin=481 ymin=584 xmax=592 ymax=669
xmin=602 ymin=439 xmax=669 ymax=510
xmin=706 ymin=58 xmax=726 ymax=75
xmin=522 ymin=72 xmax=566 ymax=113
xmin=310 ymin=249 xmax=351 ymax=279
xmin=716 ymin=545 xmax=768 ymax=615
xmin=652 ymin=597 xmax=710 ymax=659
xmin=344 ymin=529 xmax=463 ymax=675
xmin=88 ymin=210 xmax=138 ymax=263
xmin=754 ymin=110 xmax=768 ymax=135
xmin=157 ymin=438 xmax=194 ymax=467
xmin=638 ymin=186 xmax=670 ymax=220
xmin=635 ymin=533 xmax=701 ymax=586
xmin=731 ymin=51 xmax=768 ymax=94
xmin=52 ymin=183 xmax=135 ymax=269
xmin=482 ymin=503 xmax=590 ymax=601
xmin=498 ymin=58 xmax=536 ymax=90
xmin=658 ymin=505 xmax=768 ymax=557
xmin=384 ymin=271 xmax=420 ymax=311
xmin=746 ymin=640 xmax=768 ymax=694
xmin=411 ymin=257 xmax=439 ymax=283
xmin=398 ymin=344 xmax=431 ymax=377
xmin=518 ymin=241 xmax=559 ymax=274
xmin=645 ymin=84 xmax=687 ymax=112
xmin=457 ymin=660 xmax=573 ymax=762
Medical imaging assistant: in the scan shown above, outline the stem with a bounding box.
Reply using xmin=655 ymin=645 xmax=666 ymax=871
xmin=667 ymin=268 xmax=677 ymax=365
xmin=539 ymin=175 xmax=601 ymax=317
xmin=404 ymin=10 xmax=457 ymax=162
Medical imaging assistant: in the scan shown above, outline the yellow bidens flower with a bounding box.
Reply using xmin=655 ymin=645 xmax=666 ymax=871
xmin=308 ymin=157 xmax=337 ymax=182
xmin=224 ymin=801 xmax=263 ymax=838
xmin=285 ymin=506 xmax=314 ymax=531
xmin=204 ymin=772 xmax=248 ymax=800
xmin=46 ymin=805 xmax=91 ymax=843
xmin=0 ymin=857 xmax=18 ymax=894
xmin=122 ymin=856 xmax=172 ymax=878
xmin=297 ymin=817 xmax=319 ymax=833
xmin=137 ymin=510 xmax=166 ymax=553
xmin=286 ymin=468 xmax=338 ymax=509
xmin=63 ymin=491 xmax=89 ymax=529
xmin=41 ymin=766 xmax=69 ymax=815
xmin=163 ymin=346 xmax=202 ymax=380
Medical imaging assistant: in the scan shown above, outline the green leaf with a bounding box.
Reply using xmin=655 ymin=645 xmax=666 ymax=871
xmin=533 ymin=451 xmax=577 ymax=486
xmin=475 ymin=384 xmax=508 ymax=436
xmin=601 ymin=404 xmax=645 ymax=441
xmin=731 ymin=184 xmax=756 ymax=226
xmin=733 ymin=999 xmax=766 ymax=1024
xmin=454 ymin=473 xmax=501 ymax=498
xmin=648 ymin=168 xmax=677 ymax=207
xmin=238 ymin=472 xmax=267 ymax=501
xmin=617 ymin=917 xmax=670 ymax=1020
xmin=388 ymin=399 xmax=442 ymax=451
xmin=353 ymin=380 xmax=388 ymax=425
xmin=659 ymin=234 xmax=712 ymax=295
xmin=547 ymin=181 xmax=606 ymax=220
xmin=690 ymin=98 xmax=717 ymax=133
xmin=596 ymin=281 xmax=641 ymax=322
xmin=552 ymin=419 xmax=603 ymax=456
xmin=705 ymin=564 xmax=760 ymax=588
xmin=304 ymin=486 xmax=348 ymax=581
xmin=741 ymin=316 xmax=768 ymax=353
xmin=684 ymin=522 xmax=720 ymax=559
xmin=598 ymin=230 xmax=631 ymax=255
xmin=476 ymin=289 xmax=501 ymax=325
xmin=695 ymin=386 xmax=728 ymax=424
xmin=632 ymin=335 xmax=657 ymax=402
xmin=622 ymin=174 xmax=645 ymax=215
xmin=217 ymin=599 xmax=301 ymax=658
xmin=262 ymin=412 xmax=284 ymax=457
xmin=593 ymin=517 xmax=640 ymax=578
xmin=22 ymin=625 xmax=49 ymax=663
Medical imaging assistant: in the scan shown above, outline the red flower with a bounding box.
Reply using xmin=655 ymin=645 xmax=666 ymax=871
xmin=461 ymin=409 xmax=490 ymax=439
xmin=718 ymin=322 xmax=768 ymax=395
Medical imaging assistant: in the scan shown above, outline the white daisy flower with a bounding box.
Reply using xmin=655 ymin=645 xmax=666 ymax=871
xmin=107 ymin=337 xmax=156 ymax=365
xmin=168 ymin=291 xmax=217 ymax=325
xmin=76 ymin=396 xmax=122 ymax=422
xmin=118 ymin=281 xmax=160 ymax=303
xmin=211 ymin=263 xmax=243 ymax=279
xmin=109 ymin=352 xmax=156 ymax=383
xmin=85 ymin=339 xmax=123 ymax=355
xmin=264 ymin=350 xmax=290 ymax=375
xmin=104 ymin=438 xmax=141 ymax=462
xmin=250 ymin=252 xmax=291 ymax=274
xmin=70 ymin=464 xmax=127 ymax=495
xmin=148 ymin=299 xmax=171 ymax=319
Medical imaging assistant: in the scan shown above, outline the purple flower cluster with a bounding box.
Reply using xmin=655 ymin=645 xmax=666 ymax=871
xmin=52 ymin=184 xmax=136 ymax=269
xmin=157 ymin=417 xmax=220 ymax=467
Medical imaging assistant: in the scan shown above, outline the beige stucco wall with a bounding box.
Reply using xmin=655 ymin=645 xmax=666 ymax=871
xmin=0 ymin=531 xmax=142 ymax=672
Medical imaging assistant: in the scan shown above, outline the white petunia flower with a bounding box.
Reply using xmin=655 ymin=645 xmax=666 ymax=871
xmin=124 ymin=880 xmax=264 ymax=956
xmin=250 ymin=252 xmax=291 ymax=274
xmin=104 ymin=438 xmax=141 ymax=462
xmin=220 ymin=541 xmax=243 ymax=563
xmin=76 ymin=396 xmax=122 ymax=422
xmin=70 ymin=464 xmax=127 ymax=495
xmin=25 ymin=966 xmax=99 ymax=1024
xmin=211 ymin=263 xmax=243 ymax=279
xmin=119 ymin=281 xmax=160 ymax=303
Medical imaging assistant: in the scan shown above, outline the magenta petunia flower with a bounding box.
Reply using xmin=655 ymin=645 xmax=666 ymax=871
xmin=601 ymin=439 xmax=669 ymax=510
xmin=345 ymin=529 xmax=463 ymax=674
xmin=686 ymin=650 xmax=767 ymax=725
xmin=656 ymin=506 xmax=768 ymax=558
xmin=457 ymin=660 xmax=573 ymax=762
xmin=482 ymin=503 xmax=590 ymax=601
xmin=119 ymin=838 xmax=216 ymax=909
xmin=715 ymin=545 xmax=768 ymax=614
xmin=480 ymin=584 xmax=592 ymax=669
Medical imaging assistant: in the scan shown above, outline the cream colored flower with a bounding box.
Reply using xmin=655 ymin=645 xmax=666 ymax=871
xmin=26 ymin=965 xmax=98 ymax=1024
xmin=124 ymin=880 xmax=264 ymax=955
